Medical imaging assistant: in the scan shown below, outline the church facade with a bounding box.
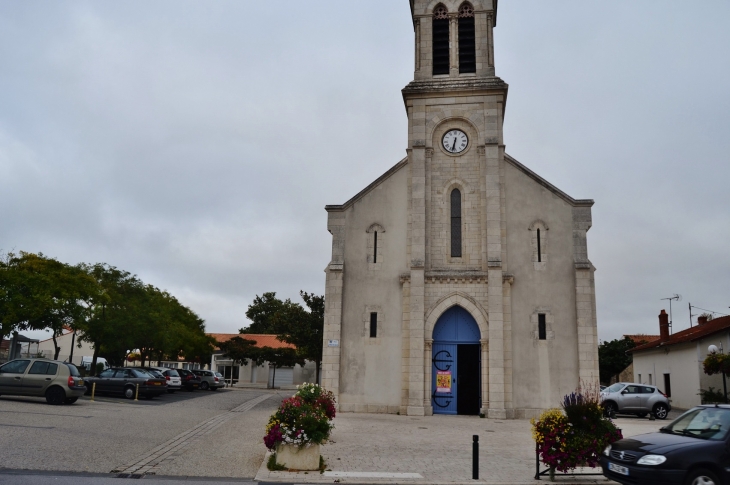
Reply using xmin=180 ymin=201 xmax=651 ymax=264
xmin=321 ymin=0 xmax=599 ymax=419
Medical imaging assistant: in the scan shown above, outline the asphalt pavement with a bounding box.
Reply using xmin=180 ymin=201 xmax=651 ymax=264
xmin=0 ymin=387 xmax=283 ymax=478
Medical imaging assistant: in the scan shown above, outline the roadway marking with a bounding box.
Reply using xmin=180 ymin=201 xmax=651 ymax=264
xmin=111 ymin=393 xmax=272 ymax=475
xmin=323 ymin=471 xmax=424 ymax=478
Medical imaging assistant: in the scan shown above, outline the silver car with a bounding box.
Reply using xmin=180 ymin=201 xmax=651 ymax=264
xmin=192 ymin=369 xmax=225 ymax=391
xmin=600 ymin=382 xmax=671 ymax=419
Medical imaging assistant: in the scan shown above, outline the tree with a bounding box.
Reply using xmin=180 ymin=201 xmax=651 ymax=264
xmin=598 ymin=337 xmax=641 ymax=385
xmin=257 ymin=346 xmax=305 ymax=388
xmin=276 ymin=291 xmax=324 ymax=383
xmin=219 ymin=336 xmax=263 ymax=366
xmin=0 ymin=252 xmax=99 ymax=359
xmin=241 ymin=292 xmax=290 ymax=334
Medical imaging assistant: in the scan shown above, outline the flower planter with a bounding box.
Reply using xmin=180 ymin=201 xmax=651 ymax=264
xmin=276 ymin=443 xmax=320 ymax=471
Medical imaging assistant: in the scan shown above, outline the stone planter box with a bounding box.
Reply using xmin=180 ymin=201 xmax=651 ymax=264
xmin=275 ymin=443 xmax=320 ymax=470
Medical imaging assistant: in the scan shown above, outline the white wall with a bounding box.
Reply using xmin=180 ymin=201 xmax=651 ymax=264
xmin=633 ymin=343 xmax=701 ymax=410
xmin=37 ymin=331 xmax=94 ymax=364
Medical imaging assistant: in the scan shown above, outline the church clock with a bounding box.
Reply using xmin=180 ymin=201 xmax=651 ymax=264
xmin=442 ymin=129 xmax=468 ymax=154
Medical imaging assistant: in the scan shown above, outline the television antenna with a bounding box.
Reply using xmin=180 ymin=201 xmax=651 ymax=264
xmin=661 ymin=294 xmax=681 ymax=334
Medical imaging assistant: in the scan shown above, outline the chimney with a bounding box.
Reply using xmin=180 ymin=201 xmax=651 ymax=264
xmin=698 ymin=315 xmax=709 ymax=326
xmin=659 ymin=309 xmax=670 ymax=341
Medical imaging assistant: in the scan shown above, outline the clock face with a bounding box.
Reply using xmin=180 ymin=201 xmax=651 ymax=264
xmin=442 ymin=129 xmax=468 ymax=154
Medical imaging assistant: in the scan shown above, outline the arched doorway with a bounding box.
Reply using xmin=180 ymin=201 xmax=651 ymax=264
xmin=431 ymin=306 xmax=481 ymax=415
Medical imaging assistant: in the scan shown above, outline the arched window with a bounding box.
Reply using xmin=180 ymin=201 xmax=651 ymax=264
xmin=458 ymin=3 xmax=476 ymax=73
xmin=432 ymin=5 xmax=450 ymax=75
xmin=450 ymin=189 xmax=462 ymax=257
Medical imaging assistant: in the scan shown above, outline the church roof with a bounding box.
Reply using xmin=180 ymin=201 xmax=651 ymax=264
xmin=325 ymin=153 xmax=593 ymax=212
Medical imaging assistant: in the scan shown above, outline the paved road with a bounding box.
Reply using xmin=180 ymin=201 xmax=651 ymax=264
xmin=0 ymin=387 xmax=283 ymax=478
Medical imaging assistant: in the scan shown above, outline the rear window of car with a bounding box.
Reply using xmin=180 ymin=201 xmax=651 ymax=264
xmin=642 ymin=386 xmax=655 ymax=393
xmin=165 ymin=370 xmax=180 ymax=377
xmin=66 ymin=364 xmax=81 ymax=377
xmin=29 ymin=361 xmax=58 ymax=375
xmin=132 ymin=369 xmax=152 ymax=378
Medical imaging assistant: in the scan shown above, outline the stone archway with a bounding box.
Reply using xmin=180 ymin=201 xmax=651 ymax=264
xmin=423 ymin=293 xmax=489 ymax=416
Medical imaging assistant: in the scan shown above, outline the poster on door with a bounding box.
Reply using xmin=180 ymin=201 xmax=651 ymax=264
xmin=436 ymin=371 xmax=452 ymax=393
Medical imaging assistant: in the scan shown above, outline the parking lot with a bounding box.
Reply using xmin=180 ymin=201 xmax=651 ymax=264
xmin=0 ymin=387 xmax=284 ymax=479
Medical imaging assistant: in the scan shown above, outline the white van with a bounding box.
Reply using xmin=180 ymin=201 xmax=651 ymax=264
xmin=80 ymin=356 xmax=109 ymax=372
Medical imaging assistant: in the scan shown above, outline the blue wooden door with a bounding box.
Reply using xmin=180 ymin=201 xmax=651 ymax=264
xmin=431 ymin=306 xmax=481 ymax=415
xmin=432 ymin=342 xmax=457 ymax=414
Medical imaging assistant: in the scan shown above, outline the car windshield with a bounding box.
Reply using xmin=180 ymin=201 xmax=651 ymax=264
xmin=606 ymin=383 xmax=624 ymax=393
xmin=662 ymin=407 xmax=730 ymax=441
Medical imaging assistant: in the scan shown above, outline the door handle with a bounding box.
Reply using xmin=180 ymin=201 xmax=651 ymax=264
xmin=45 ymin=378 xmax=51 ymax=381
xmin=13 ymin=377 xmax=20 ymax=380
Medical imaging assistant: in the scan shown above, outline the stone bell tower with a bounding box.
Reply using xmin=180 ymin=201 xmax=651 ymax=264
xmin=321 ymin=1 xmax=598 ymax=420
xmin=401 ymin=0 xmax=511 ymax=418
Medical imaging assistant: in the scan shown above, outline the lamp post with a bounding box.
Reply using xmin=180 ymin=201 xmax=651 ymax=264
xmin=708 ymin=344 xmax=728 ymax=404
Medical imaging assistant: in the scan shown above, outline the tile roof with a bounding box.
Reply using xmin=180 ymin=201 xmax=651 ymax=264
xmin=624 ymin=334 xmax=660 ymax=345
xmin=207 ymin=333 xmax=296 ymax=351
xmin=631 ymin=315 xmax=730 ymax=352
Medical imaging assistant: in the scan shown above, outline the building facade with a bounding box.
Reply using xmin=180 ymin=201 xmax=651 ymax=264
xmin=632 ymin=312 xmax=730 ymax=410
xmin=321 ymin=0 xmax=599 ymax=419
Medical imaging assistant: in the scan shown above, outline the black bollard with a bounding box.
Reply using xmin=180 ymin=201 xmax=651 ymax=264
xmin=473 ymin=435 xmax=479 ymax=480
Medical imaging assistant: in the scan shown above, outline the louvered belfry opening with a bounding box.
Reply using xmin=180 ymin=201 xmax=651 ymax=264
xmin=451 ymin=189 xmax=462 ymax=257
xmin=458 ymin=3 xmax=476 ymax=73
xmin=432 ymin=5 xmax=450 ymax=75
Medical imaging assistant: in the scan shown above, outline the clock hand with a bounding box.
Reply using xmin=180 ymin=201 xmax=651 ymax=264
xmin=451 ymin=137 xmax=457 ymax=151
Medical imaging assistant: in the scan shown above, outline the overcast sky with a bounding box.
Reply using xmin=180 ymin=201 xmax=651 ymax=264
xmin=2 ymin=1 xmax=728 ymax=344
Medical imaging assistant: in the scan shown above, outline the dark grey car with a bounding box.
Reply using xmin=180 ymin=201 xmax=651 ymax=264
xmin=601 ymin=382 xmax=671 ymax=419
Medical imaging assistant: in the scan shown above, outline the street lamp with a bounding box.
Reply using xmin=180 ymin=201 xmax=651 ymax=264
xmin=708 ymin=344 xmax=728 ymax=404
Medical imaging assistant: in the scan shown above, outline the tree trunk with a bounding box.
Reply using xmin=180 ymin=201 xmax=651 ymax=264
xmin=68 ymin=331 xmax=76 ymax=364
xmin=52 ymin=332 xmax=61 ymax=360
xmin=90 ymin=346 xmax=99 ymax=376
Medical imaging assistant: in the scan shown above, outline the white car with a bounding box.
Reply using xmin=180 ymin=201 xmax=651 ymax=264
xmin=150 ymin=367 xmax=182 ymax=393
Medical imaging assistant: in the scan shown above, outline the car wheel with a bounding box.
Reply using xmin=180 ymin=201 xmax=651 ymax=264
xmin=603 ymin=401 xmax=618 ymax=416
xmin=64 ymin=397 xmax=78 ymax=404
xmin=685 ymin=468 xmax=720 ymax=485
xmin=45 ymin=386 xmax=66 ymax=405
xmin=200 ymin=382 xmax=209 ymax=391
xmin=637 ymin=413 xmax=647 ymax=418
xmin=653 ymin=403 xmax=669 ymax=420
xmin=124 ymin=386 xmax=136 ymax=400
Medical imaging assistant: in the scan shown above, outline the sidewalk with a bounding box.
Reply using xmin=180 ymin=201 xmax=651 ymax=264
xmin=255 ymin=412 xmax=671 ymax=484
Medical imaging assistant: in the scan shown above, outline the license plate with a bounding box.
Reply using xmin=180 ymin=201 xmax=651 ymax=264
xmin=77 ymin=380 xmax=84 ymax=386
xmin=154 ymin=382 xmax=161 ymax=386
xmin=608 ymin=462 xmax=629 ymax=476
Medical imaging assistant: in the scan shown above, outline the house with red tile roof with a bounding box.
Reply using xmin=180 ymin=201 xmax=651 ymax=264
xmin=630 ymin=310 xmax=730 ymax=409
xmin=208 ymin=333 xmax=315 ymax=388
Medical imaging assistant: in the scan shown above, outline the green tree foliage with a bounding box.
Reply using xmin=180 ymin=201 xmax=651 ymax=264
xmin=598 ymin=337 xmax=639 ymax=384
xmin=0 ymin=253 xmax=213 ymax=375
xmin=218 ymin=336 xmax=262 ymax=366
xmin=241 ymin=292 xmax=290 ymax=334
xmin=0 ymin=252 xmax=100 ymax=359
xmin=276 ymin=291 xmax=324 ymax=383
xmin=238 ymin=291 xmax=325 ymax=382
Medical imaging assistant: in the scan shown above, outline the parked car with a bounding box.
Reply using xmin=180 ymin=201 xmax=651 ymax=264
xmin=192 ymin=369 xmax=225 ymax=391
xmin=601 ymin=405 xmax=730 ymax=485
xmin=84 ymin=367 xmax=167 ymax=399
xmin=601 ymin=382 xmax=671 ymax=419
xmin=150 ymin=367 xmax=182 ymax=393
xmin=0 ymin=358 xmax=86 ymax=405
xmin=176 ymin=369 xmax=201 ymax=391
